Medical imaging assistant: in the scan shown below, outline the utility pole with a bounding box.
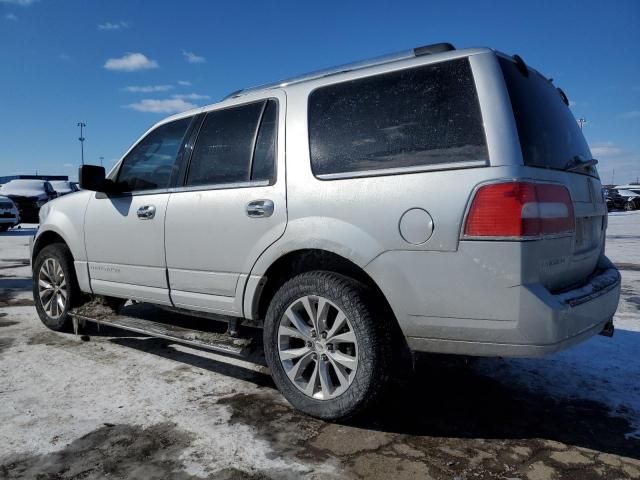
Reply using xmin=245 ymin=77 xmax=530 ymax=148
xmin=99 ymin=156 xmax=104 ymax=167
xmin=77 ymin=122 xmax=86 ymax=166
xmin=612 ymin=169 xmax=615 ymax=186
xmin=577 ymin=118 xmax=587 ymax=130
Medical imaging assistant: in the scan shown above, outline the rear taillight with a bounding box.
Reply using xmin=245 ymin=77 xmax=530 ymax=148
xmin=463 ymin=181 xmax=575 ymax=239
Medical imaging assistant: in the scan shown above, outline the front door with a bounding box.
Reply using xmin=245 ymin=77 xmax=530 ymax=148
xmin=164 ymin=94 xmax=286 ymax=315
xmin=85 ymin=115 xmax=194 ymax=304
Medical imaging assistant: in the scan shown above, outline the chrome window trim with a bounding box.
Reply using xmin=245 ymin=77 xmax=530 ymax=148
xmin=171 ymin=180 xmax=271 ymax=194
xmin=315 ymin=159 xmax=488 ymax=181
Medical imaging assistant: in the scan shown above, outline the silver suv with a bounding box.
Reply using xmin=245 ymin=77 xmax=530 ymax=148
xmin=30 ymin=43 xmax=621 ymax=419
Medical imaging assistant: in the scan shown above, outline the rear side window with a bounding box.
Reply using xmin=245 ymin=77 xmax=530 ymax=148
xmin=117 ymin=117 xmax=192 ymax=191
xmin=308 ymin=58 xmax=488 ymax=177
xmin=186 ymin=99 xmax=277 ymax=187
xmin=499 ymin=57 xmax=593 ymax=172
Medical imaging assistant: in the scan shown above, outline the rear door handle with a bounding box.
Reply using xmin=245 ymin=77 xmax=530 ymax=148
xmin=137 ymin=205 xmax=156 ymax=220
xmin=246 ymin=199 xmax=274 ymax=218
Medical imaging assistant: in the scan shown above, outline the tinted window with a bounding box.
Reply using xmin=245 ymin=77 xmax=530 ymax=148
xmin=187 ymin=101 xmax=265 ymax=186
xmin=499 ymin=57 xmax=593 ymax=174
xmin=251 ymin=100 xmax=278 ymax=182
xmin=308 ymin=58 xmax=488 ymax=177
xmin=117 ymin=117 xmax=191 ymax=191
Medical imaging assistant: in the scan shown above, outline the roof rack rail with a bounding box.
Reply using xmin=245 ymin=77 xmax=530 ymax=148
xmin=222 ymin=42 xmax=455 ymax=100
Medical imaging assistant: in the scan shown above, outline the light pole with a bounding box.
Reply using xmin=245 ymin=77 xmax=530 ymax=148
xmin=577 ymin=118 xmax=587 ymax=130
xmin=99 ymin=156 xmax=104 ymax=167
xmin=77 ymin=122 xmax=86 ymax=166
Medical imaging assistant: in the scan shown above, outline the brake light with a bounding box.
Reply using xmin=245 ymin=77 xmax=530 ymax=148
xmin=464 ymin=182 xmax=575 ymax=238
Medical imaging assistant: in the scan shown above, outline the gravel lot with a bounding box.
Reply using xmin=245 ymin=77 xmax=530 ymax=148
xmin=1 ymin=215 xmax=639 ymax=479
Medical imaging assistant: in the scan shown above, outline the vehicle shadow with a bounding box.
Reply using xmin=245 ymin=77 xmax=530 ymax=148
xmin=359 ymin=350 xmax=640 ymax=459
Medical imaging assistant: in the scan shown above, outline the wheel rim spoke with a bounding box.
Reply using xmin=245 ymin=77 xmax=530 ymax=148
xmin=285 ymin=351 xmax=314 ymax=382
xmin=283 ymin=308 xmax=312 ymax=339
xmin=329 ymin=330 xmax=356 ymax=344
xmin=279 ymin=346 xmax=311 ymax=361
xmin=278 ymin=294 xmax=358 ymax=401
xmin=304 ymin=361 xmax=320 ymax=396
xmin=318 ymin=359 xmax=333 ymax=399
xmin=328 ymin=351 xmax=357 ymax=371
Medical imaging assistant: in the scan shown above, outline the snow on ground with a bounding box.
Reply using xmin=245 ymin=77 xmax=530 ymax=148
xmin=0 ymin=215 xmax=639 ymax=479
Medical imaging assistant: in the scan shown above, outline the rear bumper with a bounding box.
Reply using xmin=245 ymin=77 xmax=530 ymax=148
xmin=366 ymin=249 xmax=621 ymax=358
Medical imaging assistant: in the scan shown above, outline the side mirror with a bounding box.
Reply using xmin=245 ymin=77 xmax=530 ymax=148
xmin=79 ymin=165 xmax=107 ymax=192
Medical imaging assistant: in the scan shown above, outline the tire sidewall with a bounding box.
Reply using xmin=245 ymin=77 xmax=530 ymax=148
xmin=33 ymin=243 xmax=77 ymax=331
xmin=264 ymin=271 xmax=389 ymax=420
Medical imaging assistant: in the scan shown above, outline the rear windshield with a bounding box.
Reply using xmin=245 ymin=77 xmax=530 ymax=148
xmin=499 ymin=57 xmax=594 ymax=174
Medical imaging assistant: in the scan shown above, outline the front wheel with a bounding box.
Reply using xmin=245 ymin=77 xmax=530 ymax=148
xmin=263 ymin=271 xmax=393 ymax=420
xmin=624 ymin=201 xmax=635 ymax=211
xmin=33 ymin=243 xmax=82 ymax=331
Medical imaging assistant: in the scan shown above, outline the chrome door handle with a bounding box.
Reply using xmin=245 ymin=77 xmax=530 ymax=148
xmin=246 ymin=199 xmax=274 ymax=218
xmin=136 ymin=205 xmax=156 ymax=220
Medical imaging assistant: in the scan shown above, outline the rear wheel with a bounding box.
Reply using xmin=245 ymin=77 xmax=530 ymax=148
xmin=33 ymin=243 xmax=82 ymax=331
xmin=624 ymin=201 xmax=635 ymax=211
xmin=263 ymin=271 xmax=392 ymax=420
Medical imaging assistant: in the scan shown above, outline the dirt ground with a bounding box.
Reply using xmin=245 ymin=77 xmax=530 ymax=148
xmin=0 ymin=216 xmax=639 ymax=479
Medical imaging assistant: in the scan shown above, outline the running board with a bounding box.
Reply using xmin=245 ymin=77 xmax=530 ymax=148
xmin=69 ymin=311 xmax=253 ymax=357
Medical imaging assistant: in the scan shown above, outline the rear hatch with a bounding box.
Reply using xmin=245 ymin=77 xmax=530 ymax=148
xmin=498 ymin=55 xmax=606 ymax=291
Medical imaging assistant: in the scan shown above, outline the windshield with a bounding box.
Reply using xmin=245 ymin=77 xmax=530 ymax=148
xmin=499 ymin=56 xmax=595 ymax=176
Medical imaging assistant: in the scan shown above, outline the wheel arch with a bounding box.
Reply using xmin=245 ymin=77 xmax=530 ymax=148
xmin=250 ymin=248 xmax=398 ymax=330
xmin=32 ymin=229 xmax=70 ymax=266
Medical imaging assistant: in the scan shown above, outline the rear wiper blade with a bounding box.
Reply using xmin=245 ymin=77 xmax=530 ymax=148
xmin=564 ymin=156 xmax=598 ymax=172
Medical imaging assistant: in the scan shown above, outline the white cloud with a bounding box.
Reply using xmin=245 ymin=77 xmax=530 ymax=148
xmin=98 ymin=21 xmax=129 ymax=31
xmin=124 ymin=84 xmax=173 ymax=93
xmin=0 ymin=0 xmax=37 ymax=5
xmin=125 ymin=98 xmax=197 ymax=114
xmin=57 ymin=53 xmax=70 ymax=61
xmin=177 ymin=80 xmax=191 ymax=86
xmin=182 ymin=50 xmax=206 ymax=64
xmin=620 ymin=110 xmax=640 ymax=119
xmin=104 ymin=53 xmax=158 ymax=72
xmin=173 ymin=93 xmax=210 ymax=100
xmin=590 ymin=142 xmax=624 ymax=158
xmin=5 ymin=13 xmax=18 ymax=21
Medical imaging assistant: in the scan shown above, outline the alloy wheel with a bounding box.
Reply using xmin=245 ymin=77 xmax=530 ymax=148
xmin=38 ymin=257 xmax=67 ymax=319
xmin=277 ymin=295 xmax=358 ymax=400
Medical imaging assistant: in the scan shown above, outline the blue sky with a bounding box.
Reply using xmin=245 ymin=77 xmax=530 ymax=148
xmin=1 ymin=0 xmax=639 ymax=184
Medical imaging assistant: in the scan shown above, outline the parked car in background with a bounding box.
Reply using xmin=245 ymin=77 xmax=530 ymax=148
xmin=50 ymin=180 xmax=79 ymax=196
xmin=0 ymin=195 xmax=20 ymax=231
xmin=606 ymin=188 xmax=640 ymax=211
xmin=0 ymin=179 xmax=57 ymax=223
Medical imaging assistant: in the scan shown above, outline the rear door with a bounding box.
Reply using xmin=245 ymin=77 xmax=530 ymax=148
xmin=85 ymin=116 xmax=194 ymax=304
xmin=499 ymin=56 xmax=606 ymax=290
xmin=164 ymin=93 xmax=286 ymax=315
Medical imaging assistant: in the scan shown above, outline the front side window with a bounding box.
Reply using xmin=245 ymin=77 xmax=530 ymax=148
xmin=187 ymin=100 xmax=277 ymax=187
xmin=308 ymin=58 xmax=488 ymax=177
xmin=117 ymin=117 xmax=192 ymax=192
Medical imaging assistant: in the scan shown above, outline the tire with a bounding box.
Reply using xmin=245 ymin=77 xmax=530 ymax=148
xmin=33 ymin=243 xmax=82 ymax=331
xmin=624 ymin=201 xmax=635 ymax=211
xmin=0 ymin=226 xmax=8 ymax=232
xmin=263 ymin=271 xmax=392 ymax=420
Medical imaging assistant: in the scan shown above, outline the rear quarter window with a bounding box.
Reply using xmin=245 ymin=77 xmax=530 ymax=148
xmin=308 ymin=58 xmax=488 ymax=178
